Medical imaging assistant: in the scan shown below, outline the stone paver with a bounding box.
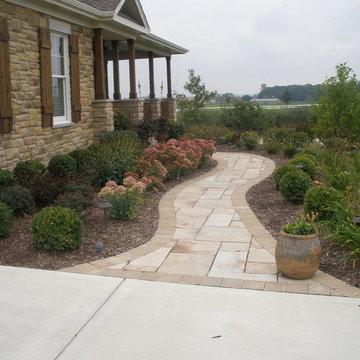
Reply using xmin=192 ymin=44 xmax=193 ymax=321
xmin=60 ymin=152 xmax=360 ymax=298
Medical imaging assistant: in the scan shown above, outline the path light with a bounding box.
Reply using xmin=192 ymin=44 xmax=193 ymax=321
xmin=296 ymin=163 xmax=304 ymax=170
xmin=352 ymin=214 xmax=360 ymax=226
xmin=98 ymin=201 xmax=112 ymax=231
xmin=95 ymin=241 xmax=104 ymax=258
xmin=296 ymin=147 xmax=302 ymax=152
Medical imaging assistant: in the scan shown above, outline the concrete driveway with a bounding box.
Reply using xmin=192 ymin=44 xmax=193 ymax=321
xmin=1 ymin=266 xmax=359 ymax=360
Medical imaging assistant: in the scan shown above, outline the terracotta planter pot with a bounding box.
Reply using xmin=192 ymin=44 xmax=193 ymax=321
xmin=275 ymin=231 xmax=321 ymax=279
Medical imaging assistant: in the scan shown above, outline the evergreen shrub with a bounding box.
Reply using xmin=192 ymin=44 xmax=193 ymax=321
xmin=30 ymin=206 xmax=83 ymax=251
xmin=279 ymin=171 xmax=312 ymax=203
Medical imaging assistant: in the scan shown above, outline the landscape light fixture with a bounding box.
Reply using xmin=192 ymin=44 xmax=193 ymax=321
xmin=98 ymin=201 xmax=112 ymax=231
xmin=95 ymin=241 xmax=104 ymax=258
xmin=296 ymin=163 xmax=304 ymax=169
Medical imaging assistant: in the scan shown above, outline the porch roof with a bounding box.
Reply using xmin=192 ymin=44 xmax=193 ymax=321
xmin=5 ymin=0 xmax=188 ymax=57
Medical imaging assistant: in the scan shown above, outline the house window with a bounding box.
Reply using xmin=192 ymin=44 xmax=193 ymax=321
xmin=51 ymin=32 xmax=71 ymax=125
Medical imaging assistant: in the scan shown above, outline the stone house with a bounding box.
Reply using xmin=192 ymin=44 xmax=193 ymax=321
xmin=0 ymin=0 xmax=187 ymax=169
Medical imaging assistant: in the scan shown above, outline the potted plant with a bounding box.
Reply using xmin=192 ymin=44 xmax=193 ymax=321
xmin=275 ymin=214 xmax=321 ymax=279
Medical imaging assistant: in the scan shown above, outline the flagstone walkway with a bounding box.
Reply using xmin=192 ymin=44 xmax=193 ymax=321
xmin=61 ymin=152 xmax=360 ymax=298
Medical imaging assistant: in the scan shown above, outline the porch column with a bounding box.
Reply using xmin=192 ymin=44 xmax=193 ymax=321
xmin=94 ymin=28 xmax=106 ymax=99
xmin=166 ymin=56 xmax=172 ymax=99
xmin=148 ymin=51 xmax=155 ymax=99
xmin=127 ymin=39 xmax=137 ymax=99
xmin=112 ymin=40 xmax=121 ymax=100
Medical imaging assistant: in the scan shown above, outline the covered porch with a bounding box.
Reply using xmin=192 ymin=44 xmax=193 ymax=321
xmin=92 ymin=28 xmax=187 ymax=126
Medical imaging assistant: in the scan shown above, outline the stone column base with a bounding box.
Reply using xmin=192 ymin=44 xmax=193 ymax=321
xmin=92 ymin=100 xmax=114 ymax=138
xmin=144 ymin=99 xmax=161 ymax=120
xmin=113 ymin=100 xmax=144 ymax=125
xmin=161 ymin=98 xmax=177 ymax=120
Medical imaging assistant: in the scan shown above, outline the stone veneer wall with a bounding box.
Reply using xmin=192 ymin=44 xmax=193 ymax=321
xmin=0 ymin=0 xmax=97 ymax=170
xmin=161 ymin=99 xmax=177 ymax=121
xmin=143 ymin=99 xmax=161 ymax=120
xmin=113 ymin=100 xmax=144 ymax=125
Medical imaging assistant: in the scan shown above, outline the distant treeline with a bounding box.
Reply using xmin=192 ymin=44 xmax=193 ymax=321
xmin=258 ymin=84 xmax=321 ymax=103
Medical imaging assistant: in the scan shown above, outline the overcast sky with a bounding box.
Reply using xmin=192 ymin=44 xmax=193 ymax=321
xmin=113 ymin=0 xmax=360 ymax=97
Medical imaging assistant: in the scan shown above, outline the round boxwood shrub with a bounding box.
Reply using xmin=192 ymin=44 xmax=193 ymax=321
xmin=279 ymin=170 xmax=313 ymax=203
xmin=48 ymin=154 xmax=77 ymax=177
xmin=289 ymin=155 xmax=317 ymax=179
xmin=0 ymin=185 xmax=35 ymax=216
xmin=304 ymin=186 xmax=346 ymax=221
xmin=0 ymin=169 xmax=15 ymax=192
xmin=273 ymin=164 xmax=300 ymax=190
xmin=283 ymin=146 xmax=297 ymax=158
xmin=0 ymin=202 xmax=15 ymax=237
xmin=68 ymin=148 xmax=95 ymax=173
xmin=13 ymin=160 xmax=46 ymax=186
xmin=30 ymin=206 xmax=83 ymax=251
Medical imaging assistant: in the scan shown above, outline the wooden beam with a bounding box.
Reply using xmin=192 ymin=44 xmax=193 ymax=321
xmin=166 ymin=56 xmax=172 ymax=99
xmin=127 ymin=39 xmax=137 ymax=99
xmin=148 ymin=51 xmax=155 ymax=99
xmin=112 ymin=40 xmax=121 ymax=100
xmin=94 ymin=28 xmax=106 ymax=100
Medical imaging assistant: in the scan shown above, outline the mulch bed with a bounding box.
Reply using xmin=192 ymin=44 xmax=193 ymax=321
xmin=1 ymin=146 xmax=359 ymax=288
xmin=0 ymin=160 xmax=218 ymax=271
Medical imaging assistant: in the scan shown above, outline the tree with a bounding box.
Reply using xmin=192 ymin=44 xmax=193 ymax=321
xmin=281 ymin=90 xmax=291 ymax=104
xmin=313 ymin=63 xmax=360 ymax=141
xmin=176 ymin=69 xmax=217 ymax=123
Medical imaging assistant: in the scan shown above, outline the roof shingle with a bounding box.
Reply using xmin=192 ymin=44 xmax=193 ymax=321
xmin=75 ymin=0 xmax=121 ymax=12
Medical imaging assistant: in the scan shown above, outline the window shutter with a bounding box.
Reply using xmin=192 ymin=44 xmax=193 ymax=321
xmin=69 ymin=34 xmax=81 ymax=122
xmin=0 ymin=17 xmax=13 ymax=134
xmin=39 ymin=27 xmax=53 ymax=127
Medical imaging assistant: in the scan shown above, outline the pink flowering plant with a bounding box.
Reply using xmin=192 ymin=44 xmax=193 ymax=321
xmin=98 ymin=178 xmax=151 ymax=220
xmin=140 ymin=138 xmax=216 ymax=180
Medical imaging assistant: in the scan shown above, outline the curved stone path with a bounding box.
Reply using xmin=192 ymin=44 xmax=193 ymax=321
xmin=61 ymin=152 xmax=360 ymax=298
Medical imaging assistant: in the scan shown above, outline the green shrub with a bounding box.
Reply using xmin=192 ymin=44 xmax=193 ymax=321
xmin=279 ymin=170 xmax=313 ymax=203
xmin=109 ymin=192 xmax=138 ymax=220
xmin=299 ymin=147 xmax=319 ymax=159
xmin=13 ymin=160 xmax=46 ymax=186
xmin=273 ymin=164 xmax=300 ymax=190
xmin=48 ymin=154 xmax=77 ymax=177
xmin=289 ymin=155 xmax=317 ymax=179
xmin=89 ymin=136 xmax=142 ymax=187
xmin=30 ymin=173 xmax=67 ymax=207
xmin=304 ymin=186 xmax=346 ymax=221
xmin=55 ymin=183 xmax=94 ymax=215
xmin=283 ymin=146 xmax=297 ymax=158
xmin=0 ymin=169 xmax=15 ymax=192
xmin=264 ymin=140 xmax=280 ymax=154
xmin=30 ymin=206 xmax=83 ymax=251
xmin=325 ymin=201 xmax=360 ymax=263
xmin=168 ymin=120 xmax=185 ymax=140
xmin=68 ymin=148 xmax=95 ymax=174
xmin=295 ymin=153 xmax=317 ymax=165
xmin=0 ymin=185 xmax=35 ymax=216
xmin=224 ymin=131 xmax=236 ymax=144
xmin=114 ymin=112 xmax=132 ymax=131
xmin=0 ymin=202 xmax=15 ymax=237
xmin=264 ymin=128 xmax=289 ymax=147
xmin=287 ymin=131 xmax=309 ymax=148
xmin=242 ymin=130 xmax=259 ymax=150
